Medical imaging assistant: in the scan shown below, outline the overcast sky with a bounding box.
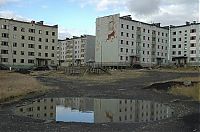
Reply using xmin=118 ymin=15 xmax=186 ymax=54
xmin=0 ymin=0 xmax=199 ymax=39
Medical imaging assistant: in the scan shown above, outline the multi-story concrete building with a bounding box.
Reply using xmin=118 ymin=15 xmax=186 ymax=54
xmin=0 ymin=18 xmax=58 ymax=69
xmin=57 ymin=38 xmax=72 ymax=65
xmin=95 ymin=14 xmax=169 ymax=67
xmin=57 ymin=35 xmax=95 ymax=66
xmin=169 ymin=21 xmax=200 ymax=66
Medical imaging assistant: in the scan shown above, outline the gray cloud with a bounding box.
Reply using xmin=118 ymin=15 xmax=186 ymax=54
xmin=125 ymin=0 xmax=199 ymax=25
xmin=126 ymin=0 xmax=161 ymax=16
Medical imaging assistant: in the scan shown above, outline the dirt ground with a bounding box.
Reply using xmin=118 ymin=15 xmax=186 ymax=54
xmin=0 ymin=70 xmax=199 ymax=132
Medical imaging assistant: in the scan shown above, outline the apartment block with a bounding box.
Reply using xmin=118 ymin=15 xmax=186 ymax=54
xmin=169 ymin=22 xmax=200 ymax=66
xmin=0 ymin=18 xmax=58 ymax=69
xmin=57 ymin=35 xmax=95 ymax=66
xmin=95 ymin=14 xmax=169 ymax=67
xmin=57 ymin=38 xmax=72 ymax=65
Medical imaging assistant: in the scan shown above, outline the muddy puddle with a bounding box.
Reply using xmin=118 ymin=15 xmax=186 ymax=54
xmin=13 ymin=97 xmax=174 ymax=123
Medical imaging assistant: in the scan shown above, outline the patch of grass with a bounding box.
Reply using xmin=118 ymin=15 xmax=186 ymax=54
xmin=40 ymin=70 xmax=146 ymax=84
xmin=169 ymin=83 xmax=200 ymax=101
xmin=174 ymin=77 xmax=200 ymax=82
xmin=0 ymin=71 xmax=48 ymax=103
xmin=154 ymin=66 xmax=199 ymax=73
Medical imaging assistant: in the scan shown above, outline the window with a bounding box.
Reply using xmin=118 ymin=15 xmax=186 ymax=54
xmin=190 ymin=43 xmax=196 ymax=47
xmin=46 ymin=31 xmax=49 ymax=35
xmin=21 ymin=27 xmax=25 ymax=32
xmin=143 ymin=43 xmax=145 ymax=47
xmin=126 ymin=41 xmax=129 ymax=45
xmin=179 ymin=38 xmax=181 ymax=41
xmin=52 ymin=46 xmax=55 ymax=50
xmin=28 ymin=52 xmax=34 ymax=56
xmin=1 ymin=58 xmax=8 ymax=62
xmin=13 ymin=51 xmax=17 ymax=55
xmin=178 ymin=44 xmax=181 ymax=48
xmin=21 ymin=51 xmax=24 ymax=55
xmin=45 ymin=39 xmax=48 ymax=42
xmin=2 ymin=33 xmax=9 ymax=38
xmin=52 ymin=32 xmax=55 ymax=36
xmin=190 ymin=29 xmax=196 ymax=33
xmin=13 ymin=59 xmax=16 ymax=63
xmin=39 ymin=30 xmax=42 ymax=34
xmin=51 ymin=53 xmax=54 ymax=57
xmin=126 ymin=49 xmax=128 ymax=53
xmin=173 ymin=38 xmax=176 ymax=41
xmin=28 ymin=36 xmax=35 ymax=41
xmin=20 ymin=59 xmax=24 ymax=63
xmin=126 ymin=33 xmax=129 ymax=37
xmin=38 ymin=45 xmax=42 ymax=49
xmin=190 ymin=58 xmax=195 ymax=61
xmin=132 ymin=42 xmax=134 ymax=46
xmin=1 ymin=25 xmax=8 ymax=29
xmin=132 ymin=26 xmax=134 ymax=30
xmin=121 ymin=40 xmax=124 ymax=44
xmin=127 ymin=25 xmax=129 ymax=29
xmin=158 ymin=32 xmax=160 ymax=35
xmin=38 ymin=52 xmax=41 ymax=56
xmin=13 ymin=42 xmax=17 ymax=47
xmin=143 ymin=36 xmax=145 ymax=40
xmin=190 ymin=36 xmax=196 ymax=40
xmin=13 ymin=26 xmax=17 ymax=31
xmin=21 ymin=35 xmax=25 ymax=40
xmin=173 ymin=32 xmax=176 ymax=35
xmin=52 ymin=39 xmax=55 ymax=43
xmin=126 ymin=56 xmax=128 ymax=61
xmin=21 ymin=43 xmax=24 ymax=47
xmin=1 ymin=50 xmax=8 ymax=54
xmin=28 ymin=44 xmax=34 ymax=48
xmin=29 ymin=28 xmax=35 ymax=33
xmin=178 ymin=51 xmax=181 ymax=55
xmin=162 ymin=32 xmax=164 ymax=36
xmin=132 ymin=34 xmax=134 ymax=38
xmin=45 ymin=53 xmax=48 ymax=57
xmin=190 ymin=50 xmax=196 ymax=54
xmin=28 ymin=59 xmax=34 ymax=64
xmin=39 ymin=38 xmax=42 ymax=42
xmin=120 ymin=56 xmax=123 ymax=60
xmin=1 ymin=41 xmax=8 ymax=46
xmin=45 ymin=46 xmax=48 ymax=50
xmin=121 ymin=24 xmax=124 ymax=28
xmin=179 ymin=31 xmax=182 ymax=34
xmin=143 ymin=29 xmax=145 ymax=32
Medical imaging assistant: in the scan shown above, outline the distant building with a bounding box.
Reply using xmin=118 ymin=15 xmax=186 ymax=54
xmin=57 ymin=38 xmax=72 ymax=66
xmin=169 ymin=21 xmax=200 ymax=66
xmin=95 ymin=14 xmax=169 ymax=67
xmin=57 ymin=35 xmax=95 ymax=66
xmin=0 ymin=18 xmax=58 ymax=69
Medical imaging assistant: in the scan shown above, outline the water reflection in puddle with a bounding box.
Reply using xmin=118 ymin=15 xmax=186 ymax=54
xmin=14 ymin=97 xmax=174 ymax=123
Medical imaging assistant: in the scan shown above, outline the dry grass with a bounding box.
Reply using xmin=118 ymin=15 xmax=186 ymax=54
xmin=155 ymin=66 xmax=199 ymax=73
xmin=0 ymin=71 xmax=48 ymax=102
xmin=174 ymin=77 xmax=200 ymax=82
xmin=37 ymin=70 xmax=146 ymax=85
xmin=170 ymin=83 xmax=200 ymax=101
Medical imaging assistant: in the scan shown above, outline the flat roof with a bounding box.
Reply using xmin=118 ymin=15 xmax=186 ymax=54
xmin=119 ymin=16 xmax=169 ymax=30
xmin=170 ymin=23 xmax=200 ymax=28
xmin=0 ymin=17 xmax=58 ymax=28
